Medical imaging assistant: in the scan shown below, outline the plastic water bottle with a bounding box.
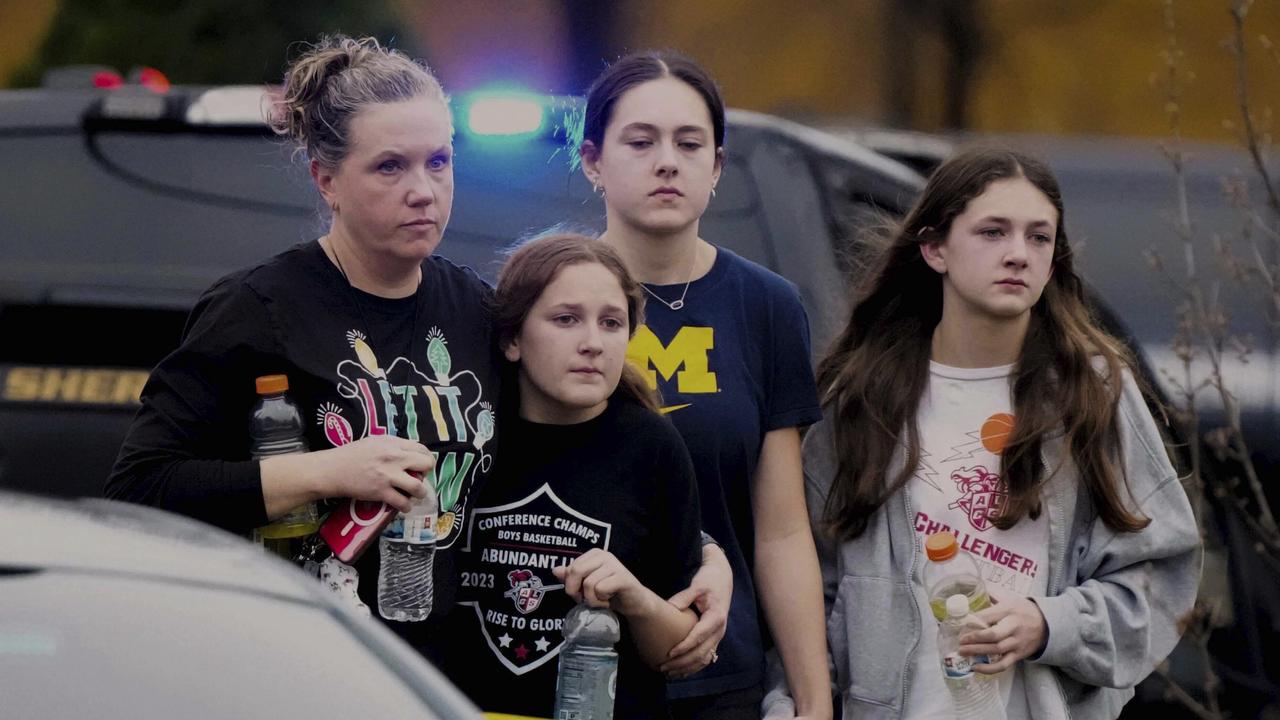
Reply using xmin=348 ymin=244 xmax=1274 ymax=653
xmin=376 ymin=475 xmax=438 ymax=622
xmin=553 ymin=603 xmax=620 ymax=720
xmin=923 ymin=531 xmax=992 ymax=621
xmin=938 ymin=594 xmax=1005 ymax=719
xmin=250 ymin=375 xmax=319 ymax=557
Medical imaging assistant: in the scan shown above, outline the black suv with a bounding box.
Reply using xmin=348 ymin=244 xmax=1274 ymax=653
xmin=0 ymin=80 xmax=922 ymax=498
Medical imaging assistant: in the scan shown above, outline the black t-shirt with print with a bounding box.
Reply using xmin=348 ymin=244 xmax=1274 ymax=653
xmin=107 ymin=240 xmax=502 ymax=642
xmin=441 ymin=397 xmax=703 ymax=720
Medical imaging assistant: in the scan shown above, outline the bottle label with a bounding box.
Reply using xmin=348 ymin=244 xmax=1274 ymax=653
xmin=384 ymin=512 xmax=439 ymax=543
xmin=943 ymin=652 xmax=974 ymax=680
xmin=943 ymin=650 xmax=993 ymax=680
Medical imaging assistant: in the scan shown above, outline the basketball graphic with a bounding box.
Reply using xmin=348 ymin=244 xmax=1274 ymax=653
xmin=980 ymin=413 xmax=1016 ymax=454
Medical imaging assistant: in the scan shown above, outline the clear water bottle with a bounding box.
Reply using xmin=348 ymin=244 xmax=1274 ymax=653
xmin=938 ymin=594 xmax=1005 ymax=719
xmin=250 ymin=374 xmax=319 ymax=557
xmin=923 ymin=531 xmax=992 ymax=621
xmin=553 ymin=603 xmax=620 ymax=720
xmin=376 ymin=474 xmax=438 ymax=622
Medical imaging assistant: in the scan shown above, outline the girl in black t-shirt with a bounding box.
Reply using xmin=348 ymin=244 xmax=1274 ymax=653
xmin=442 ymin=233 xmax=704 ymax=719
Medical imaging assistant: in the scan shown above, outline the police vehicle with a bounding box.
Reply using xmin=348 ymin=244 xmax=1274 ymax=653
xmin=0 ymin=67 xmax=922 ymax=499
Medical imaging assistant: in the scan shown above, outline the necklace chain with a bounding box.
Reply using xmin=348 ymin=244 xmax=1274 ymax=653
xmin=326 ymin=239 xmax=422 ymax=438
xmin=640 ymin=245 xmax=698 ymax=312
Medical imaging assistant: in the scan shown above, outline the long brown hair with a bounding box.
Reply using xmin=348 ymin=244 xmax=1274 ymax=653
xmin=817 ymin=146 xmax=1151 ymax=540
xmin=492 ymin=232 xmax=659 ymax=413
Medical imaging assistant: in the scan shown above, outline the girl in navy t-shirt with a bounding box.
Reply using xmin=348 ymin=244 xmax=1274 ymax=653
xmin=576 ymin=51 xmax=831 ymax=719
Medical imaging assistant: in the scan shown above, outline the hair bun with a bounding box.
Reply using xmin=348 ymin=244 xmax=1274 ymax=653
xmin=270 ymin=35 xmax=376 ymax=147
xmin=268 ymin=34 xmax=446 ymax=169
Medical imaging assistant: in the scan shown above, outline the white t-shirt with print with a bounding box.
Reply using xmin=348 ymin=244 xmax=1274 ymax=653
xmin=903 ymin=361 xmax=1050 ymax=720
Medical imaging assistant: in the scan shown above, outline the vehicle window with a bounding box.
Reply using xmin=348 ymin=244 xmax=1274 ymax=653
xmin=2 ymin=132 xmax=318 ymax=303
xmin=812 ymin=152 xmax=912 ymax=287
xmin=0 ymin=573 xmax=445 ymax=719
xmin=701 ymin=152 xmax=772 ymax=267
xmin=447 ymin=137 xmax=601 ymax=277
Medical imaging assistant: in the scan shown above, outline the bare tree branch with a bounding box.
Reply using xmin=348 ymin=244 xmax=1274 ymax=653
xmin=1230 ymin=0 xmax=1280 ymax=216
xmin=1152 ymin=667 xmax=1221 ymax=720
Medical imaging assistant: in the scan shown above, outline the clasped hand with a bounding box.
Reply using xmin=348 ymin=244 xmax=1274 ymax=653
xmin=552 ymin=548 xmax=644 ymax=614
xmin=959 ymin=596 xmax=1048 ymax=673
xmin=320 ymin=436 xmax=435 ymax=512
xmin=660 ymin=544 xmax=731 ymax=679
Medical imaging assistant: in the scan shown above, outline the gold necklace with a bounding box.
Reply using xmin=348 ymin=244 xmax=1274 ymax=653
xmin=325 ymin=239 xmax=422 ymax=438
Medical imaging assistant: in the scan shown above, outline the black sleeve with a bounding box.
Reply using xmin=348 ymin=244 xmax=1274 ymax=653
xmin=644 ymin=419 xmax=704 ymax=600
xmin=105 ymin=277 xmax=281 ymax=531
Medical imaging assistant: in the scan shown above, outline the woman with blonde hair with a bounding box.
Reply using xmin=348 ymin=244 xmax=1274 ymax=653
xmin=110 ymin=37 xmax=496 ymax=648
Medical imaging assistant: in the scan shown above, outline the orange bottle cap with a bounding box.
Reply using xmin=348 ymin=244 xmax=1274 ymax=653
xmin=255 ymin=374 xmax=289 ymax=395
xmin=925 ymin=531 xmax=958 ymax=561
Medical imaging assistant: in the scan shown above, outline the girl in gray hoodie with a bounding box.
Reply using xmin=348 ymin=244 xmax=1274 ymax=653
xmin=765 ymin=147 xmax=1200 ymax=719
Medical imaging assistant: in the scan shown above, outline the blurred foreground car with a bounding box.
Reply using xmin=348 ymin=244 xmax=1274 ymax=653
xmin=0 ymin=490 xmax=482 ymax=720
xmin=0 ymin=72 xmax=922 ymax=499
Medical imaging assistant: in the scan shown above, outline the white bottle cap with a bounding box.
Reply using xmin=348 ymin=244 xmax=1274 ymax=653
xmin=946 ymin=593 xmax=970 ymax=619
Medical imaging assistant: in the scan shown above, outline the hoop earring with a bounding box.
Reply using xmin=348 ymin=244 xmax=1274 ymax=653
xmin=330 ymin=201 xmax=340 ymax=214
xmin=711 ymin=186 xmax=717 ymax=198
xmin=593 ymin=183 xmax=605 ymax=197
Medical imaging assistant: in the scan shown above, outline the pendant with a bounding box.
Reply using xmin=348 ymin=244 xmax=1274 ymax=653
xmin=669 ymin=300 xmax=684 ymax=310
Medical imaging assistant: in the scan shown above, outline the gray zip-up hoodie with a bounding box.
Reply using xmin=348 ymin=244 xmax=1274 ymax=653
xmin=764 ymin=369 xmax=1202 ymax=719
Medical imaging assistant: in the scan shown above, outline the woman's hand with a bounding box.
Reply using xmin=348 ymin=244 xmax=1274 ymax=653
xmin=553 ymin=549 xmax=647 ymax=615
xmin=960 ymin=596 xmax=1048 ymax=673
xmin=312 ymin=436 xmax=434 ymax=512
xmin=659 ymin=542 xmax=732 ymax=678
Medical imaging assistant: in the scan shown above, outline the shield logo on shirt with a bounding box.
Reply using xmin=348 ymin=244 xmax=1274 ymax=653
xmin=505 ymin=569 xmax=550 ymax=615
xmin=948 ymin=465 xmax=1008 ymax=532
xmin=457 ymin=484 xmax=612 ymax=675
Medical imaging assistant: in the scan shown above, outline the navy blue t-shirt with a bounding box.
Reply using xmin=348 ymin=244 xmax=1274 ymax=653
xmin=626 ymin=246 xmax=823 ymax=698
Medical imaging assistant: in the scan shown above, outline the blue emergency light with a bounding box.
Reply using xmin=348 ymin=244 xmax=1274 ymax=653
xmin=460 ymin=91 xmax=546 ymax=139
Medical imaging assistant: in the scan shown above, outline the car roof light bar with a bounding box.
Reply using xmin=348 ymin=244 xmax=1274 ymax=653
xmin=134 ymin=67 xmax=171 ymax=94
xmin=462 ymin=92 xmax=546 ymax=138
xmin=186 ymin=86 xmax=272 ymax=126
xmin=92 ymin=71 xmax=124 ymax=89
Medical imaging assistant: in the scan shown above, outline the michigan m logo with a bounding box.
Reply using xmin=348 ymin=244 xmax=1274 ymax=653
xmin=627 ymin=326 xmax=718 ymax=394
